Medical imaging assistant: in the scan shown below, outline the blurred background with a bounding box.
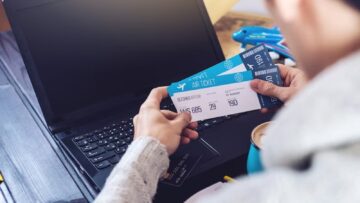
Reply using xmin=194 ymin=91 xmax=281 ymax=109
xmin=205 ymin=0 xmax=273 ymax=58
xmin=205 ymin=0 xmax=269 ymax=24
xmin=233 ymin=0 xmax=269 ymax=16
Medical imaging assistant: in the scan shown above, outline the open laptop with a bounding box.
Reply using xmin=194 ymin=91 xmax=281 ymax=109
xmin=4 ymin=0 xmax=273 ymax=201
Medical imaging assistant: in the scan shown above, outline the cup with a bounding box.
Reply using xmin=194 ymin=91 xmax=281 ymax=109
xmin=246 ymin=121 xmax=271 ymax=174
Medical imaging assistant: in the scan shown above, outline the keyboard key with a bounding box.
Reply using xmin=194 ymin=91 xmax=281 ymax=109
xmin=73 ymin=135 xmax=85 ymax=142
xmin=82 ymin=143 xmax=97 ymax=152
xmin=94 ymin=129 xmax=102 ymax=134
xmin=87 ymin=136 xmax=98 ymax=143
xmin=215 ymin=117 xmax=226 ymax=123
xmin=197 ymin=126 xmax=204 ymax=131
xmin=86 ymin=147 xmax=105 ymax=158
xmin=115 ymin=140 xmax=126 ymax=147
xmin=121 ymin=120 xmax=127 ymax=124
xmin=98 ymin=140 xmax=109 ymax=146
xmin=127 ymin=128 xmax=134 ymax=134
xmin=84 ymin=133 xmax=93 ymax=138
xmin=108 ymin=131 xmax=117 ymax=136
xmin=97 ymin=133 xmax=107 ymax=139
xmin=115 ymin=146 xmax=127 ymax=154
xmin=105 ymin=143 xmax=116 ymax=151
xmin=107 ymin=136 xmax=116 ymax=142
xmin=118 ymin=132 xmax=126 ymax=138
xmin=203 ymin=122 xmax=211 ymax=128
xmin=109 ymin=155 xmax=121 ymax=164
xmin=95 ymin=160 xmax=111 ymax=169
xmin=210 ymin=119 xmax=219 ymax=125
xmin=125 ymin=137 xmax=132 ymax=143
xmin=90 ymin=151 xmax=116 ymax=163
xmin=122 ymin=124 xmax=129 ymax=130
xmin=77 ymin=139 xmax=89 ymax=147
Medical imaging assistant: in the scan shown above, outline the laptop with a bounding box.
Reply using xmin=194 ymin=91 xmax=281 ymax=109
xmin=3 ymin=0 xmax=273 ymax=201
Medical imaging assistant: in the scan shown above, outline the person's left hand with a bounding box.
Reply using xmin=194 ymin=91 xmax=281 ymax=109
xmin=133 ymin=87 xmax=199 ymax=155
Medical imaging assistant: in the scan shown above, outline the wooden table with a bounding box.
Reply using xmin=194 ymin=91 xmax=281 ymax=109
xmin=0 ymin=12 xmax=271 ymax=203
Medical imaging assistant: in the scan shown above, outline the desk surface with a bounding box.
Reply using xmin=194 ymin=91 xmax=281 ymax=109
xmin=0 ymin=12 xmax=271 ymax=203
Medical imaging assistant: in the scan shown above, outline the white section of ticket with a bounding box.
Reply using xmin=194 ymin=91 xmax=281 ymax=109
xmin=171 ymin=81 xmax=261 ymax=121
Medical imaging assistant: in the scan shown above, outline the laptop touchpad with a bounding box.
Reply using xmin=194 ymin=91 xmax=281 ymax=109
xmin=161 ymin=139 xmax=219 ymax=187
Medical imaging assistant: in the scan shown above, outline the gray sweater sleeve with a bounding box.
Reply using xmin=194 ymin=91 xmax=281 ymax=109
xmin=94 ymin=136 xmax=169 ymax=203
xmin=197 ymin=144 xmax=360 ymax=203
xmin=95 ymin=138 xmax=360 ymax=203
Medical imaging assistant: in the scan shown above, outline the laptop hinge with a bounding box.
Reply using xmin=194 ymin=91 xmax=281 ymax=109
xmin=48 ymin=124 xmax=69 ymax=134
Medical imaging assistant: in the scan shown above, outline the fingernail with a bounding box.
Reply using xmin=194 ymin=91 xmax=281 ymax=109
xmin=250 ymin=80 xmax=258 ymax=89
xmin=194 ymin=132 xmax=199 ymax=139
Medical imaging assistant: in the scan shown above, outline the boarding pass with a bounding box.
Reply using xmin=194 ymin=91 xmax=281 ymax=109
xmin=167 ymin=44 xmax=283 ymax=121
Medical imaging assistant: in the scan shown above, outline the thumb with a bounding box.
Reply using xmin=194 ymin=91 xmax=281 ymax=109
xmin=172 ymin=112 xmax=192 ymax=130
xmin=250 ymin=79 xmax=289 ymax=101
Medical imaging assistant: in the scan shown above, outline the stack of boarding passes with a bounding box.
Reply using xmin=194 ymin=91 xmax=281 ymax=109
xmin=167 ymin=44 xmax=283 ymax=121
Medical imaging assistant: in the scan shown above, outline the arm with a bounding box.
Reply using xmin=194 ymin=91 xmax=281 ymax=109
xmin=94 ymin=136 xmax=169 ymax=203
xmin=95 ymin=87 xmax=198 ymax=202
xmin=198 ymin=143 xmax=360 ymax=203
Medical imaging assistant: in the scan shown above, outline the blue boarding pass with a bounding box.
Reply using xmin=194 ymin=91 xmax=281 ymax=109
xmin=168 ymin=54 xmax=247 ymax=93
xmin=167 ymin=44 xmax=283 ymax=121
xmin=240 ymin=44 xmax=283 ymax=108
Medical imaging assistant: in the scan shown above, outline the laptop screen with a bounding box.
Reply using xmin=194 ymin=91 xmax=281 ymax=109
xmin=7 ymin=0 xmax=223 ymax=125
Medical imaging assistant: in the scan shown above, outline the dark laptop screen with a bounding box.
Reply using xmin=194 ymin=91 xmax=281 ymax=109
xmin=8 ymin=0 xmax=223 ymax=124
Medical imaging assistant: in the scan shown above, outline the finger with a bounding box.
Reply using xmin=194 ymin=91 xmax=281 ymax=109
xmin=260 ymin=108 xmax=269 ymax=114
xmin=182 ymin=128 xmax=199 ymax=140
xmin=161 ymin=111 xmax=198 ymax=129
xmin=160 ymin=110 xmax=178 ymax=120
xmin=276 ymin=64 xmax=291 ymax=79
xmin=171 ymin=112 xmax=192 ymax=130
xmin=133 ymin=114 xmax=139 ymax=125
xmin=277 ymin=64 xmax=304 ymax=85
xmin=141 ymin=87 xmax=168 ymax=110
xmin=188 ymin=122 xmax=198 ymax=130
xmin=133 ymin=115 xmax=139 ymax=136
xmin=181 ymin=137 xmax=191 ymax=144
xmin=250 ymin=79 xmax=289 ymax=101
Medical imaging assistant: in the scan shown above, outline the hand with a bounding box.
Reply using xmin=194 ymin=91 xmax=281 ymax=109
xmin=133 ymin=87 xmax=199 ymax=155
xmin=250 ymin=64 xmax=308 ymax=112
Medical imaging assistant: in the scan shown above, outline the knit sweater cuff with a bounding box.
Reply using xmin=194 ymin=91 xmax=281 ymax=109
xmin=107 ymin=136 xmax=170 ymax=195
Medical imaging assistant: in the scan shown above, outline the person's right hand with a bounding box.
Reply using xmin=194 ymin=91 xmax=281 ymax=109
xmin=250 ymin=64 xmax=308 ymax=111
xmin=133 ymin=87 xmax=198 ymax=155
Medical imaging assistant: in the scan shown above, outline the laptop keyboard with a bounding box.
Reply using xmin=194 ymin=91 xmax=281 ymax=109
xmin=72 ymin=103 xmax=244 ymax=171
xmin=73 ymin=118 xmax=134 ymax=170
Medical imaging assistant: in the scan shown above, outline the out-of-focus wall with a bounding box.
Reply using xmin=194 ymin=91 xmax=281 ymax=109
xmin=205 ymin=0 xmax=270 ymax=24
xmin=233 ymin=0 xmax=270 ymax=16
xmin=204 ymin=0 xmax=238 ymax=23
